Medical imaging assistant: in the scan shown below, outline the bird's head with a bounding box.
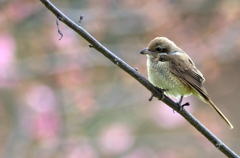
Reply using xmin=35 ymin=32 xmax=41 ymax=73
xmin=140 ymin=37 xmax=182 ymax=59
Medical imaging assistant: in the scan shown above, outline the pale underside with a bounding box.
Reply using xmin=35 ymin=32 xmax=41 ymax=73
xmin=147 ymin=58 xmax=192 ymax=99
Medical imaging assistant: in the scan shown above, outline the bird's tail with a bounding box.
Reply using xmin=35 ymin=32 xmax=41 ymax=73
xmin=207 ymin=100 xmax=234 ymax=129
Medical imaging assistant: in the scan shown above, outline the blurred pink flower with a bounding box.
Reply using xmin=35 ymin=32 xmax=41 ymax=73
xmin=7 ymin=0 xmax=41 ymax=22
xmin=99 ymin=124 xmax=134 ymax=155
xmin=67 ymin=144 xmax=98 ymax=158
xmin=33 ymin=112 xmax=59 ymax=140
xmin=0 ymin=33 xmax=16 ymax=87
xmin=24 ymin=85 xmax=59 ymax=140
xmin=150 ymin=97 xmax=195 ymax=129
xmin=25 ymin=85 xmax=57 ymax=112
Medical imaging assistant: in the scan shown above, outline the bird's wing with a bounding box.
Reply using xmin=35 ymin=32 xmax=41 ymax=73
xmin=160 ymin=53 xmax=234 ymax=129
xmin=159 ymin=52 xmax=209 ymax=100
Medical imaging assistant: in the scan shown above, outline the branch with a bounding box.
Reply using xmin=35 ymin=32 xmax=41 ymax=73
xmin=39 ymin=0 xmax=239 ymax=157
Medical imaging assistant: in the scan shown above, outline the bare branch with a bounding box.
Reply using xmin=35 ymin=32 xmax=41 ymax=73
xmin=39 ymin=0 xmax=239 ymax=157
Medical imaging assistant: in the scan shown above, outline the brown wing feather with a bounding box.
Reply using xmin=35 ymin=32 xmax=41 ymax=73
xmin=160 ymin=53 xmax=209 ymax=100
xmin=171 ymin=65 xmax=210 ymax=100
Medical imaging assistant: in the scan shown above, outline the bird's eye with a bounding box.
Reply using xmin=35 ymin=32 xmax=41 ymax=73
xmin=156 ymin=47 xmax=162 ymax=52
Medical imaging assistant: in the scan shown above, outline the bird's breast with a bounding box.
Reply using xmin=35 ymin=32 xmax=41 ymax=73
xmin=147 ymin=59 xmax=192 ymax=98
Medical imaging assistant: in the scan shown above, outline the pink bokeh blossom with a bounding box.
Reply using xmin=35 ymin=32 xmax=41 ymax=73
xmin=24 ymin=85 xmax=59 ymax=141
xmin=33 ymin=112 xmax=59 ymax=140
xmin=150 ymin=97 xmax=195 ymax=129
xmin=7 ymin=0 xmax=41 ymax=22
xmin=99 ymin=124 xmax=134 ymax=155
xmin=25 ymin=85 xmax=57 ymax=112
xmin=0 ymin=33 xmax=17 ymax=87
xmin=67 ymin=144 xmax=98 ymax=158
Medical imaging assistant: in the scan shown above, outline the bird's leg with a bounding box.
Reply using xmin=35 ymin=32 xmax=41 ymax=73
xmin=177 ymin=95 xmax=184 ymax=105
xmin=149 ymin=87 xmax=166 ymax=101
xmin=148 ymin=94 xmax=154 ymax=101
xmin=176 ymin=96 xmax=190 ymax=111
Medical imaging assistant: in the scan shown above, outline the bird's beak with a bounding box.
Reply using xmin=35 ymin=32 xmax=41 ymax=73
xmin=140 ymin=48 xmax=152 ymax=55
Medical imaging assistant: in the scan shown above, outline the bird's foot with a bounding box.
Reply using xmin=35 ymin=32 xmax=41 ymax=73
xmin=178 ymin=102 xmax=190 ymax=111
xmin=148 ymin=94 xmax=154 ymax=101
xmin=148 ymin=87 xmax=166 ymax=101
xmin=173 ymin=96 xmax=190 ymax=113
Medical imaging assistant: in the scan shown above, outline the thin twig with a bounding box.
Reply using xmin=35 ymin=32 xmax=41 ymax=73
xmin=79 ymin=15 xmax=84 ymax=25
xmin=39 ymin=1 xmax=239 ymax=157
xmin=56 ymin=18 xmax=63 ymax=40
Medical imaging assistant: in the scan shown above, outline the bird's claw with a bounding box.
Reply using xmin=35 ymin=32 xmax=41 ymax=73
xmin=148 ymin=95 xmax=154 ymax=101
xmin=148 ymin=87 xmax=166 ymax=102
xmin=173 ymin=102 xmax=190 ymax=113
xmin=178 ymin=102 xmax=190 ymax=111
xmin=172 ymin=96 xmax=190 ymax=113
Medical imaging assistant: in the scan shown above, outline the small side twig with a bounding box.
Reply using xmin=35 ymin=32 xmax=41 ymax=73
xmin=78 ymin=15 xmax=84 ymax=25
xmin=56 ymin=18 xmax=63 ymax=40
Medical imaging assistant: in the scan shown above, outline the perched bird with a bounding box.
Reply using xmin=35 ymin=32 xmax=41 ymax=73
xmin=140 ymin=37 xmax=233 ymax=129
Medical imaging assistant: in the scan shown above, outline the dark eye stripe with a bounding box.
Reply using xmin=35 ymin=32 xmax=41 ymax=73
xmin=156 ymin=47 xmax=162 ymax=52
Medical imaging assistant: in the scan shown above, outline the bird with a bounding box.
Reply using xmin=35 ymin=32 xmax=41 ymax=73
xmin=140 ymin=37 xmax=234 ymax=129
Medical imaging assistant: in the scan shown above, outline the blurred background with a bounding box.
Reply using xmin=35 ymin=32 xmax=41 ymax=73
xmin=0 ymin=0 xmax=240 ymax=157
